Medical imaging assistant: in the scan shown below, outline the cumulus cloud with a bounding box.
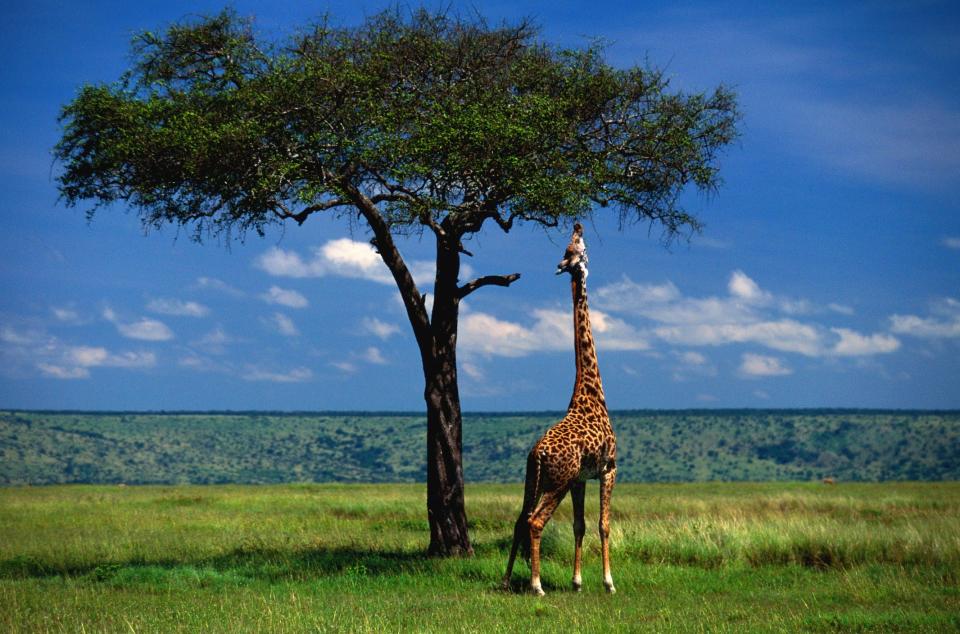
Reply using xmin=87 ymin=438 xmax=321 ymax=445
xmin=261 ymin=286 xmax=309 ymax=308
xmin=362 ymin=317 xmax=401 ymax=340
xmin=739 ymin=353 xmax=792 ymax=377
xmin=52 ymin=307 xmax=82 ymax=323
xmin=265 ymin=312 xmax=299 ymax=336
xmin=255 ymin=238 xmax=437 ymax=287
xmin=104 ymin=308 xmax=174 ymax=341
xmin=890 ymin=298 xmax=960 ymax=338
xmin=458 ymin=306 xmax=648 ymax=358
xmin=594 ymin=271 xmax=897 ymax=359
xmin=117 ymin=318 xmax=174 ymax=341
xmin=329 ymin=360 xmax=357 ymax=374
xmin=194 ymin=277 xmax=246 ymax=297
xmin=147 ymin=298 xmax=209 ymax=317
xmin=37 ymin=364 xmax=90 ymax=379
xmin=728 ymin=270 xmax=771 ymax=303
xmin=38 ymin=345 xmax=155 ymax=380
xmin=830 ymin=328 xmax=900 ymax=356
xmin=361 ymin=346 xmax=388 ymax=365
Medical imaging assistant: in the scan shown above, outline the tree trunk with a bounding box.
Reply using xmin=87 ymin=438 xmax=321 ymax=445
xmin=349 ymin=186 xmax=474 ymax=556
xmin=424 ymin=363 xmax=472 ymax=556
xmin=423 ymin=232 xmax=473 ymax=556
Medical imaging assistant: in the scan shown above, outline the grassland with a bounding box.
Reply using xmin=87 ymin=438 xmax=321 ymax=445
xmin=1 ymin=482 xmax=958 ymax=632
xmin=2 ymin=410 xmax=959 ymax=485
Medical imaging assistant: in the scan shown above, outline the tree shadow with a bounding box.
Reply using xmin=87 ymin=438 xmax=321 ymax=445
xmin=0 ymin=546 xmax=437 ymax=583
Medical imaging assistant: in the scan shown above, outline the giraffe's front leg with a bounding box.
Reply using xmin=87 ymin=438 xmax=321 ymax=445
xmin=599 ymin=467 xmax=617 ymax=594
xmin=570 ymin=481 xmax=586 ymax=591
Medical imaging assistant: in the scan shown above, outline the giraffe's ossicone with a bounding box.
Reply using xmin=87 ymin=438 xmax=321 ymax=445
xmin=503 ymin=223 xmax=618 ymax=596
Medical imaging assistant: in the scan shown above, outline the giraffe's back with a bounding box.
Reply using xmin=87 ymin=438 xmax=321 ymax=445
xmin=533 ymin=412 xmax=616 ymax=486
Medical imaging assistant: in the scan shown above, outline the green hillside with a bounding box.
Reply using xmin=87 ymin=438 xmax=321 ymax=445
xmin=2 ymin=410 xmax=958 ymax=485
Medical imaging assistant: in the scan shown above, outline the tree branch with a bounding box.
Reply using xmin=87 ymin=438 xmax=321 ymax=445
xmin=272 ymin=198 xmax=351 ymax=225
xmin=339 ymin=179 xmax=433 ymax=354
xmin=456 ymin=272 xmax=521 ymax=299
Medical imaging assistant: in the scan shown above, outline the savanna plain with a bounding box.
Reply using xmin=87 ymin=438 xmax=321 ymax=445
xmin=2 ymin=482 xmax=958 ymax=632
xmin=1 ymin=411 xmax=959 ymax=632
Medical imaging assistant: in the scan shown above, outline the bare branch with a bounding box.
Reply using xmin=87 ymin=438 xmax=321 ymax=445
xmin=272 ymin=198 xmax=351 ymax=225
xmin=456 ymin=272 xmax=521 ymax=299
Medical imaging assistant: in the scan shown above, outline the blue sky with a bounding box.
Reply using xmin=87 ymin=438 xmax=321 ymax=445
xmin=1 ymin=1 xmax=958 ymax=411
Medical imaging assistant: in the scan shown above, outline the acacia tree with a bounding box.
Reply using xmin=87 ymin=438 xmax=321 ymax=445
xmin=55 ymin=8 xmax=738 ymax=556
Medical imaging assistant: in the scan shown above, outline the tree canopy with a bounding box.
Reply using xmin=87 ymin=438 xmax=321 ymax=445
xmin=56 ymin=8 xmax=738 ymax=244
xmin=54 ymin=6 xmax=739 ymax=556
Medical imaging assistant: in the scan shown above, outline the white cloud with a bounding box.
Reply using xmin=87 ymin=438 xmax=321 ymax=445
xmin=194 ymin=277 xmax=245 ymax=297
xmin=1 ymin=324 xmax=156 ymax=380
xmin=458 ymin=306 xmax=648 ymax=358
xmin=595 ymin=273 xmax=897 ymax=359
xmin=890 ymin=298 xmax=960 ymax=338
xmin=460 ymin=361 xmax=485 ymax=380
xmin=147 ymin=298 xmax=209 ymax=317
xmin=36 ymin=345 xmax=155 ymax=380
xmin=117 ymin=318 xmax=174 ymax=341
xmin=362 ymin=317 xmax=401 ymax=340
xmin=37 ymin=364 xmax=90 ymax=379
xmin=828 ymin=303 xmax=855 ymax=316
xmin=1 ymin=326 xmax=38 ymax=346
xmin=670 ymin=350 xmax=716 ymax=382
xmin=255 ymin=238 xmax=436 ymax=287
xmin=65 ymin=346 xmax=156 ymax=369
xmin=830 ymin=328 xmax=900 ymax=356
xmin=243 ymin=365 xmax=313 ymax=383
xmin=261 ymin=286 xmax=309 ymax=308
xmin=678 ymin=351 xmax=707 ymax=366
xmin=265 ymin=312 xmax=299 ymax=337
xmin=654 ymin=319 xmax=822 ymax=356
xmin=52 ymin=307 xmax=81 ymax=323
xmin=193 ymin=327 xmax=233 ymax=354
xmin=361 ymin=346 xmax=388 ymax=365
xmin=728 ymin=270 xmax=770 ymax=303
xmin=104 ymin=308 xmax=174 ymax=341
xmin=739 ymin=353 xmax=792 ymax=377
xmin=330 ymin=360 xmax=357 ymax=374
xmin=943 ymin=237 xmax=960 ymax=250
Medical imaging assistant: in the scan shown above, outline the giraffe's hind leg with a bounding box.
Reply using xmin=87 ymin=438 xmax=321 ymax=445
xmin=570 ymin=481 xmax=586 ymax=591
xmin=599 ymin=467 xmax=617 ymax=593
xmin=528 ymin=487 xmax=568 ymax=596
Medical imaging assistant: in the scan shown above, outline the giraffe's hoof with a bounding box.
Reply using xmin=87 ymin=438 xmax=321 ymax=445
xmin=605 ymin=584 xmax=617 ymax=594
xmin=572 ymin=579 xmax=582 ymax=592
xmin=531 ymin=584 xmax=546 ymax=597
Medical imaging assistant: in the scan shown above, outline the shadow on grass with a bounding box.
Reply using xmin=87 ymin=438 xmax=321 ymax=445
xmin=0 ymin=546 xmax=442 ymax=584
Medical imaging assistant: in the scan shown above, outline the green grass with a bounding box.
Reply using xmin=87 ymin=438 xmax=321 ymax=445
xmin=1 ymin=482 xmax=958 ymax=632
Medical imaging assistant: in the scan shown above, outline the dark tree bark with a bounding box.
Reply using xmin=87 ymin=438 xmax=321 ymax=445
xmin=423 ymin=230 xmax=471 ymax=555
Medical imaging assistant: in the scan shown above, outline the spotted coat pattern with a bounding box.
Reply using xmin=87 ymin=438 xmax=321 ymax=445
xmin=503 ymin=224 xmax=618 ymax=596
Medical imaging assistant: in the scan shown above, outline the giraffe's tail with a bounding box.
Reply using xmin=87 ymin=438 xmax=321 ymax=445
xmin=517 ymin=450 xmax=542 ymax=561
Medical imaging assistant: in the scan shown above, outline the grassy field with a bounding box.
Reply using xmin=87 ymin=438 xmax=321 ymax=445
xmin=1 ymin=483 xmax=958 ymax=632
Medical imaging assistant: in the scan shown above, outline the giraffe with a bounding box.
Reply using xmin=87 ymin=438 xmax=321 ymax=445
xmin=502 ymin=222 xmax=617 ymax=596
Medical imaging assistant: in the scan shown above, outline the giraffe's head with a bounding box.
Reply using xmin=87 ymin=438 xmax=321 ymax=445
xmin=556 ymin=222 xmax=589 ymax=280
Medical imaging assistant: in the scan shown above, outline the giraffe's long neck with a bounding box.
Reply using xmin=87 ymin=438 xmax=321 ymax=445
xmin=570 ymin=277 xmax=606 ymax=410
